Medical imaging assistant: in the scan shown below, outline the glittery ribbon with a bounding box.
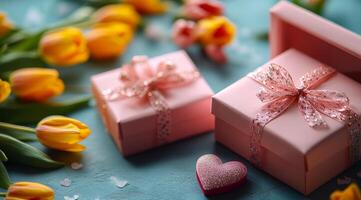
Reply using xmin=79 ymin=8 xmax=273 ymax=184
xmin=248 ymin=63 xmax=361 ymax=166
xmin=102 ymin=55 xmax=200 ymax=141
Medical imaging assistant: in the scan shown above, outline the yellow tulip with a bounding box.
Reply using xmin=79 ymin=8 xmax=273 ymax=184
xmin=197 ymin=16 xmax=236 ymax=46
xmin=92 ymin=4 xmax=141 ymax=29
xmin=36 ymin=115 xmax=91 ymax=152
xmin=0 ymin=12 xmax=13 ymax=37
xmin=39 ymin=27 xmax=89 ymax=66
xmin=5 ymin=182 xmax=54 ymax=200
xmin=330 ymin=183 xmax=361 ymax=200
xmin=125 ymin=0 xmax=168 ymax=14
xmin=87 ymin=23 xmax=133 ymax=60
xmin=0 ymin=79 xmax=11 ymax=103
xmin=10 ymin=68 xmax=64 ymax=102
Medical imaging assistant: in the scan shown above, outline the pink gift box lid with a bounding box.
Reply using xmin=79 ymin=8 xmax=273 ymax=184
xmin=91 ymin=51 xmax=213 ymax=137
xmin=212 ymin=48 xmax=361 ymax=172
xmin=270 ymin=1 xmax=361 ymax=80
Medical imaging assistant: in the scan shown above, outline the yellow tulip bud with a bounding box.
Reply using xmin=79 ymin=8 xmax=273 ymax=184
xmin=10 ymin=68 xmax=64 ymax=102
xmin=92 ymin=4 xmax=141 ymax=29
xmin=197 ymin=16 xmax=236 ymax=46
xmin=39 ymin=27 xmax=89 ymax=66
xmin=0 ymin=12 xmax=13 ymax=37
xmin=0 ymin=79 xmax=11 ymax=103
xmin=36 ymin=115 xmax=91 ymax=152
xmin=330 ymin=183 xmax=361 ymax=200
xmin=87 ymin=23 xmax=133 ymax=60
xmin=5 ymin=182 xmax=54 ymax=200
xmin=125 ymin=0 xmax=168 ymax=14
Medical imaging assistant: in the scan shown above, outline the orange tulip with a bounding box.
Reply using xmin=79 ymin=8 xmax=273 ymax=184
xmin=125 ymin=0 xmax=168 ymax=14
xmin=87 ymin=23 xmax=133 ymax=59
xmin=5 ymin=182 xmax=54 ymax=200
xmin=197 ymin=16 xmax=236 ymax=46
xmin=330 ymin=183 xmax=361 ymax=200
xmin=0 ymin=12 xmax=13 ymax=37
xmin=39 ymin=27 xmax=89 ymax=66
xmin=0 ymin=79 xmax=11 ymax=103
xmin=10 ymin=68 xmax=64 ymax=102
xmin=36 ymin=115 xmax=91 ymax=152
xmin=92 ymin=4 xmax=141 ymax=29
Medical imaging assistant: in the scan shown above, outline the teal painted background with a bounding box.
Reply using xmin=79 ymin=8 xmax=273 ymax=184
xmin=1 ymin=0 xmax=361 ymax=199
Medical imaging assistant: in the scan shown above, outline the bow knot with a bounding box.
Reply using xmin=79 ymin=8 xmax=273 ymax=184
xmin=250 ymin=63 xmax=351 ymax=128
xmin=103 ymin=56 xmax=200 ymax=101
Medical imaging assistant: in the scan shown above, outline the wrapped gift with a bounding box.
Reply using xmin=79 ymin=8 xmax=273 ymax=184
xmin=212 ymin=48 xmax=361 ymax=194
xmin=92 ymin=51 xmax=214 ymax=156
xmin=270 ymin=1 xmax=361 ymax=82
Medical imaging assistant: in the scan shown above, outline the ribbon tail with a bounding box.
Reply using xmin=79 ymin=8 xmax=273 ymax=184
xmin=148 ymin=90 xmax=171 ymax=142
xmin=344 ymin=109 xmax=361 ymax=164
xmin=250 ymin=96 xmax=296 ymax=166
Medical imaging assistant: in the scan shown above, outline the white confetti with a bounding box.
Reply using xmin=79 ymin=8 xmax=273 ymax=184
xmin=64 ymin=194 xmax=79 ymax=200
xmin=60 ymin=178 xmax=72 ymax=187
xmin=144 ymin=24 xmax=167 ymax=42
xmin=58 ymin=2 xmax=72 ymax=16
xmin=110 ymin=176 xmax=128 ymax=188
xmin=71 ymin=162 xmax=83 ymax=170
xmin=337 ymin=176 xmax=352 ymax=185
xmin=24 ymin=7 xmax=44 ymax=27
xmin=64 ymin=195 xmax=79 ymax=200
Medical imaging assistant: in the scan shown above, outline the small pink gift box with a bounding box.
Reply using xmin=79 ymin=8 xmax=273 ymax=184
xmin=270 ymin=1 xmax=361 ymax=81
xmin=212 ymin=48 xmax=361 ymax=194
xmin=91 ymin=51 xmax=214 ymax=156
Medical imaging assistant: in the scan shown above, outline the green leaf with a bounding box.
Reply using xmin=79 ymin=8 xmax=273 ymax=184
xmin=0 ymin=96 xmax=91 ymax=124
xmin=0 ymin=161 xmax=11 ymax=189
xmin=0 ymin=150 xmax=7 ymax=162
xmin=291 ymin=0 xmax=326 ymax=15
xmin=0 ymin=51 xmax=46 ymax=73
xmin=0 ymin=122 xmax=37 ymax=142
xmin=8 ymin=31 xmax=44 ymax=52
xmin=0 ymin=133 xmax=63 ymax=168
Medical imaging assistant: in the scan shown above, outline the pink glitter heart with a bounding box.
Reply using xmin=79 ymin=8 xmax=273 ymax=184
xmin=196 ymin=154 xmax=247 ymax=196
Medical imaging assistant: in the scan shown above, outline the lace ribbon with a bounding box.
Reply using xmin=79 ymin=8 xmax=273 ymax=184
xmin=102 ymin=56 xmax=199 ymax=141
xmin=248 ymin=63 xmax=361 ymax=166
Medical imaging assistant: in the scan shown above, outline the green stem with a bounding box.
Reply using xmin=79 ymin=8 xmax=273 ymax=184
xmin=0 ymin=192 xmax=6 ymax=197
xmin=0 ymin=122 xmax=36 ymax=134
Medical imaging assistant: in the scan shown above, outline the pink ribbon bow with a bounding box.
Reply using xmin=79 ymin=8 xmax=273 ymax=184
xmin=103 ymin=55 xmax=200 ymax=141
xmin=248 ymin=63 xmax=361 ymax=166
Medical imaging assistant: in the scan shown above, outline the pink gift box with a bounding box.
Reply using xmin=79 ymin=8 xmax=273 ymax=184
xmin=91 ymin=51 xmax=214 ymax=156
xmin=270 ymin=1 xmax=361 ymax=82
xmin=212 ymin=48 xmax=361 ymax=194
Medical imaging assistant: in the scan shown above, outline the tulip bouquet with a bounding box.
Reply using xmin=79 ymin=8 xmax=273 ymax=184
xmin=0 ymin=115 xmax=91 ymax=199
xmin=171 ymin=0 xmax=236 ymax=64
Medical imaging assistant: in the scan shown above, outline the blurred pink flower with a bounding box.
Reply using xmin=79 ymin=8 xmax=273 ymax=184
xmin=183 ymin=0 xmax=224 ymax=20
xmin=172 ymin=19 xmax=197 ymax=48
xmin=204 ymin=45 xmax=227 ymax=64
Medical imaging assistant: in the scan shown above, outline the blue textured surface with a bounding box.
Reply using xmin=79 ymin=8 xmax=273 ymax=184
xmin=1 ymin=0 xmax=361 ymax=199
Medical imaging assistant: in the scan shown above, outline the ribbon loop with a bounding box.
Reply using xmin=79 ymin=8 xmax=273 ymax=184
xmin=248 ymin=63 xmax=361 ymax=167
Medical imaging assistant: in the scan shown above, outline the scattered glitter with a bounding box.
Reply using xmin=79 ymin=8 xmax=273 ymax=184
xmin=71 ymin=162 xmax=83 ymax=170
xmin=337 ymin=176 xmax=352 ymax=185
xmin=64 ymin=195 xmax=79 ymax=200
xmin=110 ymin=176 xmax=128 ymax=188
xmin=60 ymin=178 xmax=72 ymax=187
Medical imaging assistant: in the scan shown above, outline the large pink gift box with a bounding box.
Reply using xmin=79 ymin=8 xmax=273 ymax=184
xmin=270 ymin=1 xmax=361 ymax=82
xmin=212 ymin=48 xmax=361 ymax=194
xmin=92 ymin=51 xmax=214 ymax=156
